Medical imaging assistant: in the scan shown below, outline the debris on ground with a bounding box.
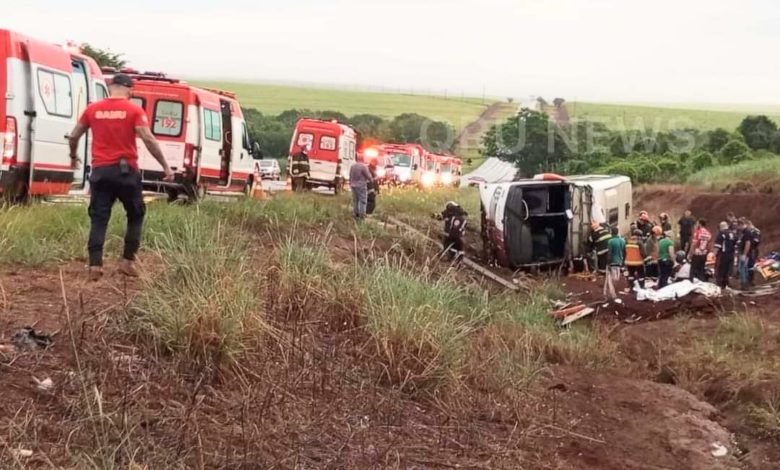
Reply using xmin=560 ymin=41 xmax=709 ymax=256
xmin=561 ymin=307 xmax=595 ymax=326
xmin=10 ymin=449 xmax=33 ymax=459
xmin=710 ymin=442 xmax=729 ymax=458
xmin=11 ymin=327 xmax=54 ymax=350
xmin=33 ymin=376 xmax=54 ymax=392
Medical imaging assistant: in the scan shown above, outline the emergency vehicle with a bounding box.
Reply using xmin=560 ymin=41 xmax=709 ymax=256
xmin=0 ymin=30 xmax=107 ymax=199
xmin=103 ymin=69 xmax=261 ymax=199
xmin=382 ymin=143 xmax=431 ymax=186
xmin=288 ymin=118 xmax=356 ymax=193
xmin=359 ymin=146 xmax=395 ymax=185
xmin=480 ymin=174 xmax=632 ymax=269
xmin=437 ymin=155 xmax=462 ymax=187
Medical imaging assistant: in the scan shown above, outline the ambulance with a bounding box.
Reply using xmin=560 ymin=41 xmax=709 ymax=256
xmin=288 ymin=118 xmax=356 ymax=193
xmin=359 ymin=145 xmax=395 ymax=185
xmin=0 ymin=29 xmax=107 ymax=199
xmin=104 ymin=69 xmax=261 ymax=199
xmin=382 ymin=143 xmax=431 ymax=186
xmin=437 ymin=155 xmax=462 ymax=187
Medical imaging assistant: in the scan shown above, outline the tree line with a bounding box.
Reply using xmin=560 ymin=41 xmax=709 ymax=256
xmin=244 ymin=108 xmax=455 ymax=159
xmin=481 ymin=110 xmax=780 ymax=183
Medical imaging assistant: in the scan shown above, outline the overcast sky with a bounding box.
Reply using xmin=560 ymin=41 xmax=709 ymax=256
xmin=5 ymin=0 xmax=779 ymax=104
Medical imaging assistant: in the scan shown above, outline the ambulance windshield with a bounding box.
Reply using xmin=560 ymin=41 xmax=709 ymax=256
xmin=390 ymin=153 xmax=411 ymax=167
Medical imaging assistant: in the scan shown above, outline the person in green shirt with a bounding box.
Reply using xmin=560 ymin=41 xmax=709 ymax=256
xmin=604 ymin=227 xmax=626 ymax=299
xmin=657 ymin=232 xmax=676 ymax=288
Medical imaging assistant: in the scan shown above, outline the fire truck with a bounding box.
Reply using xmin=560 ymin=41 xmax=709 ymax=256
xmin=288 ymin=118 xmax=356 ymax=193
xmin=103 ymin=69 xmax=261 ymax=200
xmin=0 ymin=29 xmax=107 ymax=199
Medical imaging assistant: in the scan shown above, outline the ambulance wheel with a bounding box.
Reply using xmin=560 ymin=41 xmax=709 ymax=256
xmin=244 ymin=177 xmax=255 ymax=197
xmin=333 ymin=180 xmax=342 ymax=195
xmin=165 ymin=188 xmax=180 ymax=203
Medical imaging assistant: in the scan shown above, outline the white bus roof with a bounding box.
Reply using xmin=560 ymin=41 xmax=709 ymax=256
xmin=482 ymin=174 xmax=630 ymax=191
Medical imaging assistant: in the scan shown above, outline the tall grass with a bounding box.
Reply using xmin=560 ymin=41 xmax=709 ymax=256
xmin=272 ymin=239 xmax=615 ymax=394
xmin=128 ymin=218 xmax=270 ymax=367
xmin=360 ymin=259 xmax=491 ymax=390
xmin=0 ymin=204 xmax=91 ymax=265
xmin=687 ymin=155 xmax=780 ymax=189
xmin=376 ymin=187 xmax=480 ymax=221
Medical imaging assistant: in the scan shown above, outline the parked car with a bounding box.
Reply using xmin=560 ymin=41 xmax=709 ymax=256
xmin=256 ymin=159 xmax=281 ymax=180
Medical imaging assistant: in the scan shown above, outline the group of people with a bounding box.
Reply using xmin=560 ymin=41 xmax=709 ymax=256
xmin=593 ymin=209 xmax=762 ymax=299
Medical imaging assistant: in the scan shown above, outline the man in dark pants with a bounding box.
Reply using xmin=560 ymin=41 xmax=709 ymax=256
xmin=440 ymin=202 xmax=468 ymax=260
xmin=678 ymin=210 xmax=696 ymax=253
xmin=713 ymin=221 xmax=737 ymax=289
xmin=69 ymin=74 xmax=173 ymax=281
xmin=738 ymin=219 xmax=761 ymax=290
xmin=688 ymin=218 xmax=712 ymax=282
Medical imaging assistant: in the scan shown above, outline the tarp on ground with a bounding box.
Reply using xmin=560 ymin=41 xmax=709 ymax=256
xmin=460 ymin=157 xmax=517 ymax=187
xmin=635 ymin=279 xmax=721 ymax=302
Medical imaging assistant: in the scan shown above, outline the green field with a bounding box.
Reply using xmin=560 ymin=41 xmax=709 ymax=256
xmin=193 ymin=81 xmax=491 ymax=131
xmin=568 ymin=101 xmax=780 ymax=131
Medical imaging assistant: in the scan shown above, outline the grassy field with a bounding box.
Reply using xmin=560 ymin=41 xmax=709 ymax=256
xmin=568 ymin=101 xmax=780 ymax=131
xmin=193 ymin=81 xmax=491 ymax=131
xmin=687 ymin=154 xmax=780 ymax=189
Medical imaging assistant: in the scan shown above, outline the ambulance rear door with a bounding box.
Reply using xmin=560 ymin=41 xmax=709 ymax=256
xmin=25 ymin=42 xmax=75 ymax=193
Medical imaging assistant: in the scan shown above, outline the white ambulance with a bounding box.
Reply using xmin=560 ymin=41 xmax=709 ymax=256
xmin=0 ymin=29 xmax=107 ymax=199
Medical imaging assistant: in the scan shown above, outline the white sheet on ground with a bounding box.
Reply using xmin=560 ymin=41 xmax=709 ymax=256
xmin=635 ymin=279 xmax=721 ymax=302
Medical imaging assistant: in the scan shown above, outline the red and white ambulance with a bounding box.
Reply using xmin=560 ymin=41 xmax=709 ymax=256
xmin=0 ymin=29 xmax=107 ymax=199
xmin=288 ymin=118 xmax=356 ymax=193
xmin=104 ymin=69 xmax=261 ymax=199
xmin=437 ymin=154 xmax=462 ymax=187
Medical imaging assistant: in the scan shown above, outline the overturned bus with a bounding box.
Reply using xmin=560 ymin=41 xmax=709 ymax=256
xmin=480 ymin=174 xmax=632 ymax=269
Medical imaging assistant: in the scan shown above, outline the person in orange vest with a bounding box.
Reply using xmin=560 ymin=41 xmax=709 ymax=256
xmin=625 ymin=229 xmax=648 ymax=289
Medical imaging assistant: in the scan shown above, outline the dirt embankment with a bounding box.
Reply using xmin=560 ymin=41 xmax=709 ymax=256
xmin=636 ymin=185 xmax=780 ymax=252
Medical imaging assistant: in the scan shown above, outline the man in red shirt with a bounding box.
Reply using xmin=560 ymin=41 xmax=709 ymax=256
xmin=688 ymin=218 xmax=712 ymax=281
xmin=68 ymin=74 xmax=174 ymax=281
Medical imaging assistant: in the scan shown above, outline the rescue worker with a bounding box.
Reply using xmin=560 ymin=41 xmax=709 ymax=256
xmin=673 ymin=251 xmax=691 ymax=282
xmin=290 ymin=144 xmax=311 ymax=192
xmin=440 ymin=201 xmax=468 ymax=260
xmin=738 ymin=219 xmax=761 ymax=290
xmin=657 ymin=228 xmax=676 ymax=288
xmin=689 ymin=218 xmax=712 ymax=282
xmin=349 ymin=158 xmax=374 ymax=220
xmin=726 ymin=212 xmax=739 ymax=231
xmin=659 ymin=213 xmax=673 ymax=238
xmin=678 ymin=209 xmax=696 ymax=252
xmin=605 ymin=226 xmax=626 ymax=299
xmin=713 ymin=221 xmax=737 ymax=289
xmin=636 ymin=211 xmax=654 ymax=238
xmin=644 ymin=226 xmax=661 ymax=279
xmin=68 ymin=74 xmax=174 ymax=281
xmin=589 ymin=221 xmax=612 ymax=272
xmin=366 ymin=159 xmax=379 ymax=215
xmin=625 ymin=230 xmax=648 ymax=289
